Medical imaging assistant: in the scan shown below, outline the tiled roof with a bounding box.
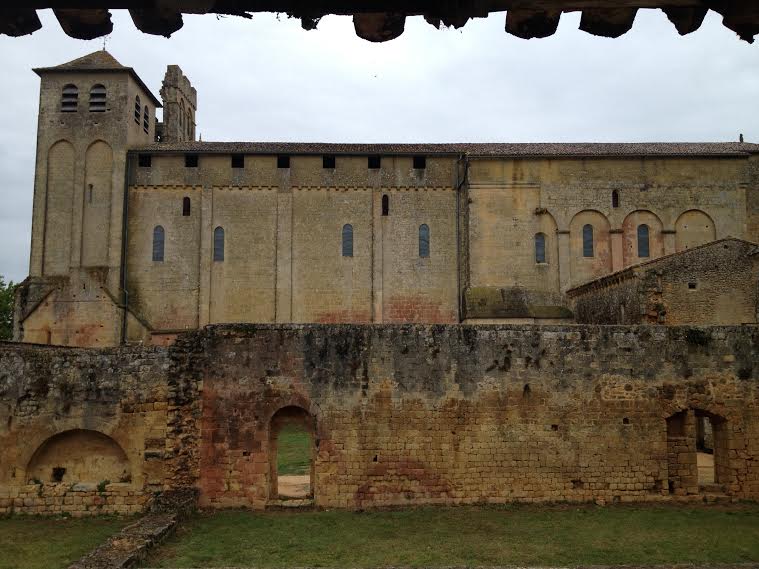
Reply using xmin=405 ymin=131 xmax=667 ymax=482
xmin=132 ymin=141 xmax=759 ymax=157
xmin=45 ymin=50 xmax=126 ymax=70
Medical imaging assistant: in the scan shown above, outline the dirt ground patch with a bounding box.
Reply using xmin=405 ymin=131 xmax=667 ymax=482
xmin=278 ymin=474 xmax=310 ymax=498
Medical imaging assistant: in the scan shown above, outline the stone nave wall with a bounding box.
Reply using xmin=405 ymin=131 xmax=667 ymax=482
xmin=1 ymin=324 xmax=758 ymax=515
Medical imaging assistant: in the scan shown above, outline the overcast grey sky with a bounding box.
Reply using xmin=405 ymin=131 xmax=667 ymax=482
xmin=0 ymin=9 xmax=757 ymax=282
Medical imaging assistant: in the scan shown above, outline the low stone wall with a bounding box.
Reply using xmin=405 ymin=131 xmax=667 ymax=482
xmin=0 ymin=483 xmax=148 ymax=517
xmin=2 ymin=324 xmax=759 ymax=514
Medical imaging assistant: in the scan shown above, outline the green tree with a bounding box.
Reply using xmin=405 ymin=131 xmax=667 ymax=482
xmin=0 ymin=276 xmax=16 ymax=341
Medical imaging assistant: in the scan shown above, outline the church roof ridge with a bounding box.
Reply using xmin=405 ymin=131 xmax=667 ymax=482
xmin=132 ymin=141 xmax=759 ymax=157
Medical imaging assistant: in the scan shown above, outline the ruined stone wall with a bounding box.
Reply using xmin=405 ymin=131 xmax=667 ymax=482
xmin=0 ymin=341 xmax=169 ymax=515
xmin=185 ymin=324 xmax=759 ymax=509
xmin=3 ymin=323 xmax=759 ymax=515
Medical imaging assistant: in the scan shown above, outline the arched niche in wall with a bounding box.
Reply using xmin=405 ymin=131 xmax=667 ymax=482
xmin=43 ymin=139 xmax=75 ymax=276
xmin=26 ymin=429 xmax=131 ymax=485
xmin=621 ymin=210 xmax=664 ymax=267
xmin=675 ymin=209 xmax=716 ymax=252
xmin=82 ymin=140 xmax=114 ymax=267
xmin=568 ymin=209 xmax=612 ymax=286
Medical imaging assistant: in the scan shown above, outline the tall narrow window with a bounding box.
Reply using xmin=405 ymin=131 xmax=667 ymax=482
xmin=637 ymin=224 xmax=650 ymax=257
xmin=143 ymin=106 xmax=149 ymax=133
xmin=152 ymin=226 xmax=165 ymax=262
xmin=535 ymin=232 xmax=546 ymax=263
xmin=187 ymin=109 xmax=192 ymax=138
xmin=342 ymin=224 xmax=353 ymax=257
xmin=213 ymin=227 xmax=225 ymax=262
xmin=612 ymin=190 xmax=620 ymax=208
xmin=89 ymin=84 xmax=106 ymax=112
xmin=582 ymin=224 xmax=594 ymax=258
xmin=134 ymin=95 xmax=141 ymax=123
xmin=182 ymin=197 xmax=191 ymax=216
xmin=61 ymin=84 xmax=78 ymax=112
xmin=419 ymin=224 xmax=430 ymax=258
xmin=381 ymin=195 xmax=389 ymax=216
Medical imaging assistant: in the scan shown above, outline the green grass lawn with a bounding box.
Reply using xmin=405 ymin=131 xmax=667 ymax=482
xmin=144 ymin=503 xmax=759 ymax=568
xmin=276 ymin=424 xmax=311 ymax=476
xmin=0 ymin=515 xmax=132 ymax=569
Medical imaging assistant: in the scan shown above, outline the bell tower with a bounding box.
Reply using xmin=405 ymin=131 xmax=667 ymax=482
xmin=16 ymin=50 xmax=162 ymax=346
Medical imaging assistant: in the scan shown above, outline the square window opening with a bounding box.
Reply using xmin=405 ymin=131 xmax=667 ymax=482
xmin=688 ymin=282 xmax=697 ymax=290
xmin=323 ymin=155 xmax=336 ymax=169
xmin=231 ymin=154 xmax=245 ymax=169
xmin=413 ymin=155 xmax=427 ymax=170
xmin=138 ymin=154 xmax=152 ymax=168
xmin=277 ymin=155 xmax=290 ymax=169
xmin=368 ymin=155 xmax=381 ymax=169
xmin=185 ymin=154 xmax=199 ymax=168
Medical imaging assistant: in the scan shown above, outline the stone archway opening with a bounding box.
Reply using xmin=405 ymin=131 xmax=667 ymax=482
xmin=269 ymin=406 xmax=315 ymax=501
xmin=695 ymin=410 xmax=728 ymax=490
xmin=666 ymin=409 xmax=728 ymax=496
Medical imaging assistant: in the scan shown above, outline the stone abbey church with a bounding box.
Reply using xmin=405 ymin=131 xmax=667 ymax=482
xmin=2 ymin=50 xmax=759 ymax=516
xmin=13 ymin=50 xmax=759 ymax=347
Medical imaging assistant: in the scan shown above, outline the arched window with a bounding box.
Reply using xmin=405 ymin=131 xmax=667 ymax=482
xmin=535 ymin=232 xmax=546 ymax=263
xmin=419 ymin=224 xmax=430 ymax=258
xmin=342 ymin=224 xmax=353 ymax=257
xmin=152 ymin=226 xmax=164 ymax=262
xmin=381 ymin=195 xmax=389 ymax=216
xmin=143 ymin=105 xmax=149 ymax=133
xmin=582 ymin=224 xmax=594 ymax=257
xmin=182 ymin=197 xmax=191 ymax=216
xmin=134 ymin=95 xmax=141 ymax=123
xmin=61 ymin=84 xmax=78 ymax=112
xmin=637 ymin=224 xmax=650 ymax=257
xmin=88 ymin=84 xmax=106 ymax=112
xmin=612 ymin=190 xmax=620 ymax=208
xmin=213 ymin=227 xmax=225 ymax=261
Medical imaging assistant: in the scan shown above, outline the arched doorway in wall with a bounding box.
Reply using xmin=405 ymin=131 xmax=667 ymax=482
xmin=269 ymin=406 xmax=316 ymax=501
xmin=665 ymin=409 xmax=728 ymax=496
xmin=26 ymin=429 xmax=131 ymax=485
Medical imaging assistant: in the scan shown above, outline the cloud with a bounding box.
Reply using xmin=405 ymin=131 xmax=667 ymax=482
xmin=0 ymin=8 xmax=756 ymax=281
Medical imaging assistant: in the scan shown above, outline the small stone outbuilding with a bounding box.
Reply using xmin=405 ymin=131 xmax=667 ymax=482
xmin=567 ymin=238 xmax=759 ymax=325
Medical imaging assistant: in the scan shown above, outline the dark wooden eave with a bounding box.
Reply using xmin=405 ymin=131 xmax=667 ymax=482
xmin=1 ymin=1 xmax=757 ymax=43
